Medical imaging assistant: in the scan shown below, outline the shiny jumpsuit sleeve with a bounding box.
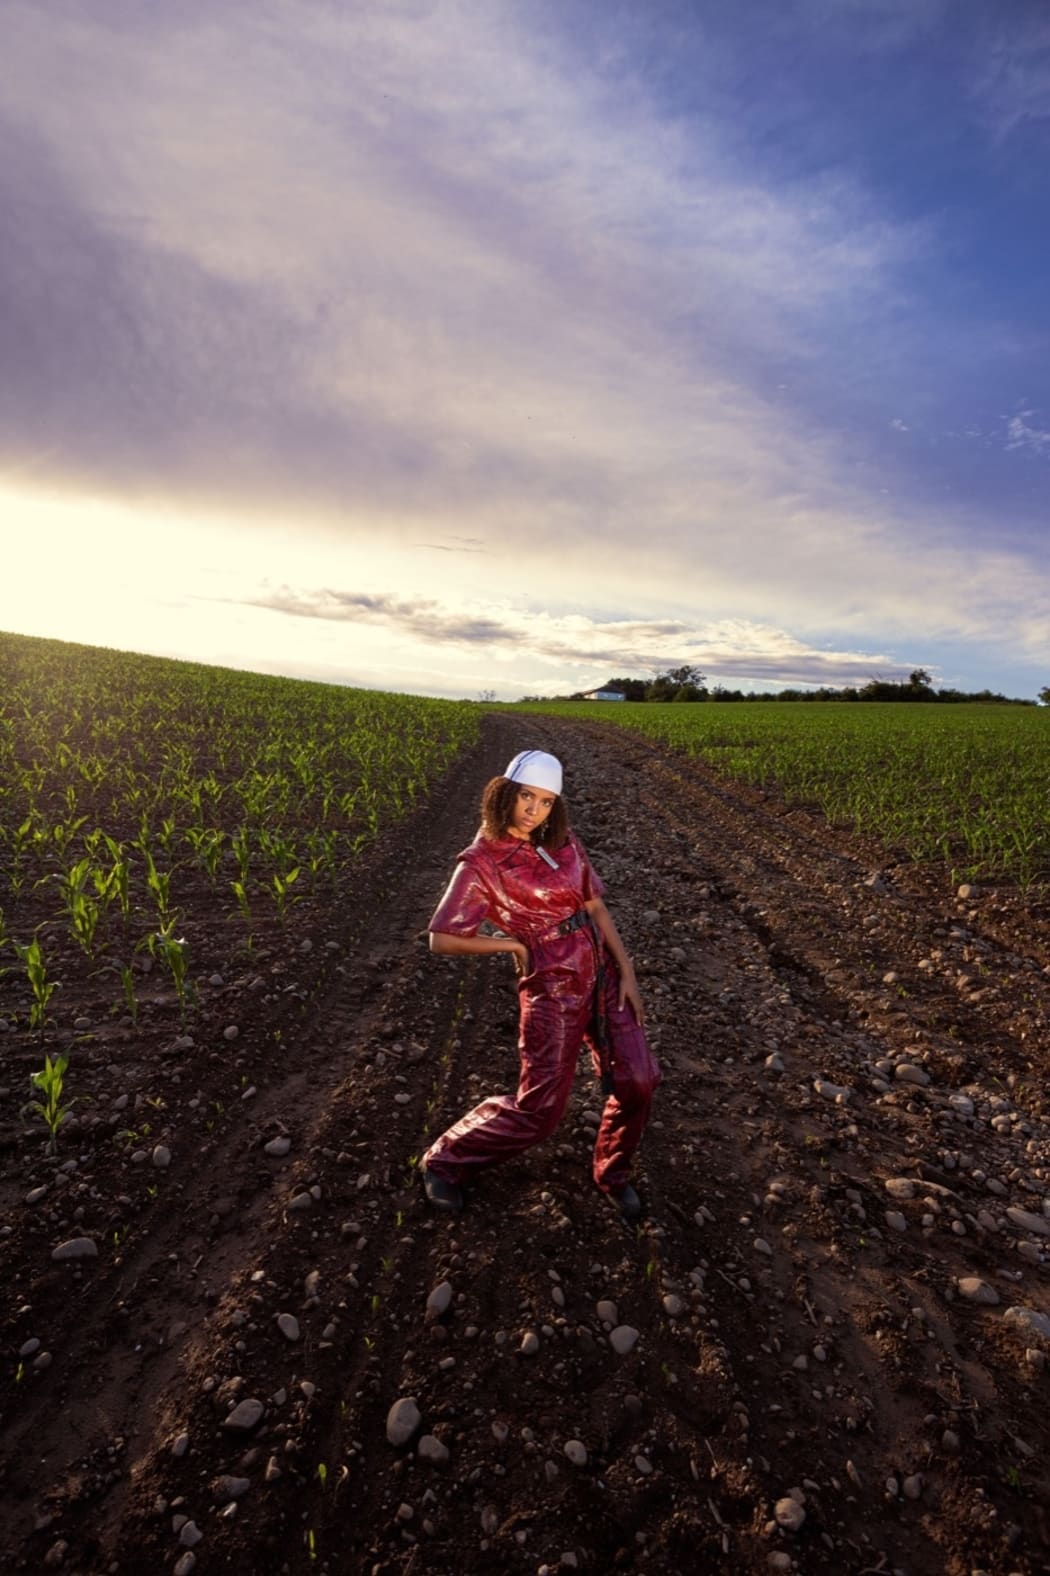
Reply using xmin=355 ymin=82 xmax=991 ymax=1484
xmin=422 ymin=833 xmax=660 ymax=1195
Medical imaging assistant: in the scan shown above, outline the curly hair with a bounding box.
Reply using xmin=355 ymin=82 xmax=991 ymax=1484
xmin=479 ymin=776 xmax=570 ymax=849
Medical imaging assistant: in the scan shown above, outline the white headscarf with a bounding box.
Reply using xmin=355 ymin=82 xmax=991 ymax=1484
xmin=503 ymin=749 xmax=563 ymax=795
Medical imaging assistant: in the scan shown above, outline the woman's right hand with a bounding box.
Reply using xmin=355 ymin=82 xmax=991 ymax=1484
xmin=510 ymin=941 xmax=531 ymax=978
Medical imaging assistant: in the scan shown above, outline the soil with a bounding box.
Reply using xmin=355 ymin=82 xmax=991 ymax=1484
xmin=1 ymin=712 xmax=1048 ymax=1576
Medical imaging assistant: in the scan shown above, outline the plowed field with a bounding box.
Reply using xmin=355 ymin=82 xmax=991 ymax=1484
xmin=2 ymin=714 xmax=1048 ymax=1576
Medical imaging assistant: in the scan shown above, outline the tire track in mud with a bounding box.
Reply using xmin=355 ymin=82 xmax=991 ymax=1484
xmin=3 ymin=714 xmax=1047 ymax=1575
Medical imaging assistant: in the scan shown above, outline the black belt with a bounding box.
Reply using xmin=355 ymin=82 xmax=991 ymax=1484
xmin=534 ymin=907 xmax=592 ymax=944
xmin=533 ymin=908 xmax=613 ymax=1096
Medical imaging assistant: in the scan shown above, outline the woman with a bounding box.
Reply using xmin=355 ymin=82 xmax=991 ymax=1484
xmin=421 ymin=748 xmax=660 ymax=1220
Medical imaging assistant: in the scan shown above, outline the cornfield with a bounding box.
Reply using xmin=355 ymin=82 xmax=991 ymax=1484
xmin=515 ymin=700 xmax=1050 ymax=889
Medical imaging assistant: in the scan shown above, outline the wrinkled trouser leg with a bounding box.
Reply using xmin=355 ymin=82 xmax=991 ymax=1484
xmin=589 ymin=967 xmax=662 ymax=1194
xmin=423 ymin=990 xmax=584 ymax=1183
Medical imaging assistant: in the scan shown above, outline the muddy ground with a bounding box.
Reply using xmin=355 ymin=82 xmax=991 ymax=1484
xmin=1 ymin=713 xmax=1048 ymax=1576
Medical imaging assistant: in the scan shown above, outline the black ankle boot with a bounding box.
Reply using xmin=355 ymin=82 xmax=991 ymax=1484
xmin=607 ymin=1183 xmax=643 ymax=1222
xmin=423 ymin=1167 xmax=463 ymax=1213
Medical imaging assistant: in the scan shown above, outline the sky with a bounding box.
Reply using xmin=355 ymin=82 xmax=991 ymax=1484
xmin=2 ymin=0 xmax=1049 ymax=701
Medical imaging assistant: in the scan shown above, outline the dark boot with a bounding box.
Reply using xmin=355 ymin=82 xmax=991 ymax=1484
xmin=606 ymin=1183 xmax=643 ymax=1223
xmin=422 ymin=1167 xmax=463 ymax=1213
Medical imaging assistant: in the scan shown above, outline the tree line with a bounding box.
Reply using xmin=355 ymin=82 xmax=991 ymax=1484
xmin=519 ymin=667 xmax=1046 ymax=706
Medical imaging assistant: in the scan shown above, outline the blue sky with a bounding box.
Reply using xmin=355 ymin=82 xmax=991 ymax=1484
xmin=1 ymin=0 xmax=1048 ymax=699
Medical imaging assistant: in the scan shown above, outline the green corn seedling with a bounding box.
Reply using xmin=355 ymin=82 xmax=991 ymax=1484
xmin=185 ymin=826 xmax=226 ymax=882
xmin=57 ymin=858 xmax=101 ymax=955
xmin=148 ymin=921 xmax=192 ymax=1024
xmin=13 ymin=938 xmax=58 ymax=1034
xmin=142 ymin=849 xmax=176 ymax=928
xmin=231 ymin=826 xmax=252 ymax=883
xmin=120 ymin=964 xmax=138 ymax=1024
xmin=26 ymin=1052 xmax=75 ymax=1155
xmin=230 ymin=876 xmax=251 ymax=918
xmin=270 ymin=866 xmax=300 ymax=923
xmin=51 ymin=815 xmax=87 ymax=860
xmin=156 ymin=816 xmax=178 ymax=856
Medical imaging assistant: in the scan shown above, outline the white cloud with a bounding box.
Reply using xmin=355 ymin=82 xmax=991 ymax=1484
xmin=1005 ymin=410 xmax=1050 ymax=457
xmin=973 ymin=18 xmax=1050 ymax=139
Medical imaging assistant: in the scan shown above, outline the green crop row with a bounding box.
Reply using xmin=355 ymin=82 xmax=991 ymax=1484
xmin=514 ymin=700 xmax=1050 ymax=890
xmin=0 ymin=631 xmax=478 ymax=995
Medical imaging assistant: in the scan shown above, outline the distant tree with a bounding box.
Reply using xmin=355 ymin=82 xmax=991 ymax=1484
xmin=664 ymin=663 xmax=707 ymax=690
xmin=645 ymin=664 xmax=707 ymax=702
xmin=1040 ymin=686 xmax=1050 ymax=706
xmin=604 ymin=676 xmax=648 ymax=701
xmin=909 ymin=668 xmax=932 ymax=689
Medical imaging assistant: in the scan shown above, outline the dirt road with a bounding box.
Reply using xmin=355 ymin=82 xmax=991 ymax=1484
xmin=1 ymin=714 xmax=1048 ymax=1575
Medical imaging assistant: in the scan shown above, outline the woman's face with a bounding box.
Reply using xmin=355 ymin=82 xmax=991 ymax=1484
xmin=508 ymin=781 xmax=556 ymax=840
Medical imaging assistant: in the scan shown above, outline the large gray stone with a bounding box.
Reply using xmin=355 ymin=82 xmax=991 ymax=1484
xmin=222 ymin=1398 xmax=265 ymax=1432
xmin=386 ymin=1397 xmax=421 ymax=1446
xmin=1004 ymin=1306 xmax=1050 ymax=1343
xmin=51 ymin=1237 xmax=98 ymax=1261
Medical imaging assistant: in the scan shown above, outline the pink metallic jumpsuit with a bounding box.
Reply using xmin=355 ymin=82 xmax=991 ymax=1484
xmin=422 ymin=830 xmax=661 ymax=1195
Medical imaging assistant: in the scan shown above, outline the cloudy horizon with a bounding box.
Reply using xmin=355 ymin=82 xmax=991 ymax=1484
xmin=2 ymin=0 xmax=1048 ymax=701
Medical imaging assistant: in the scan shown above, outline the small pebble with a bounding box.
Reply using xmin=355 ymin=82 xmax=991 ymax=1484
xmin=774 ymin=1496 xmax=805 ymax=1532
xmin=418 ymin=1434 xmax=449 ymax=1464
xmin=426 ymin=1281 xmax=453 ymax=1319
xmin=563 ymin=1440 xmax=587 ymax=1467
xmin=609 ymin=1326 xmax=639 ymax=1355
xmin=1004 ymin=1306 xmax=1050 ymax=1341
xmin=895 ymin=1063 xmax=930 ymax=1086
xmin=222 ymin=1398 xmax=265 ymax=1432
xmin=957 ymin=1277 xmax=999 ymax=1305
xmin=152 ymin=1145 xmax=172 ymax=1169
xmin=386 ymin=1397 xmax=421 ymax=1446
xmin=212 ymin=1475 xmax=251 ymax=1502
xmin=276 ymin=1313 xmax=300 ymax=1341
xmin=1006 ymin=1207 xmax=1050 ymax=1238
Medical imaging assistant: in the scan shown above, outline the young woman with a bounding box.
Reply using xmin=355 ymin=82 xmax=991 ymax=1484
xmin=421 ymin=749 xmax=660 ymax=1219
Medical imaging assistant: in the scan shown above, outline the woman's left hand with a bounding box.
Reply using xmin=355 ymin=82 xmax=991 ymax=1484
xmin=618 ymin=967 xmax=645 ymax=1026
